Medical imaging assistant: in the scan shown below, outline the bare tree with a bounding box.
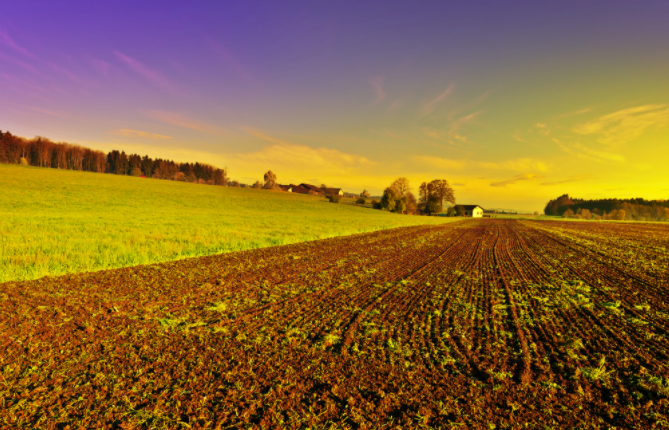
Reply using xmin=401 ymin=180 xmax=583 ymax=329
xmin=390 ymin=177 xmax=411 ymax=196
xmin=263 ymin=170 xmax=278 ymax=189
xmin=429 ymin=179 xmax=455 ymax=212
xmin=360 ymin=189 xmax=370 ymax=199
xmin=418 ymin=182 xmax=435 ymax=204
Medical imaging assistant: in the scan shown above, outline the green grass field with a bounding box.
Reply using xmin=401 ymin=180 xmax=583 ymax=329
xmin=0 ymin=164 xmax=458 ymax=282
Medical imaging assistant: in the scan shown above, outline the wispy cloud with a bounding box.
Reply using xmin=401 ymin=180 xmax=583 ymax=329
xmin=20 ymin=105 xmax=79 ymax=119
xmin=1 ymin=74 xmax=48 ymax=93
xmin=145 ymin=110 xmax=221 ymax=134
xmin=0 ymin=51 xmax=39 ymax=74
xmin=479 ymin=158 xmax=549 ymax=172
xmin=554 ymin=138 xmax=625 ymax=163
xmin=490 ymin=173 xmax=542 ymax=187
xmin=235 ymin=128 xmax=374 ymax=176
xmin=419 ymin=83 xmax=455 ymax=119
xmin=48 ymin=62 xmax=88 ymax=86
xmin=0 ymin=30 xmax=35 ymax=58
xmin=540 ymin=175 xmax=593 ymax=186
xmin=90 ymin=58 xmax=110 ymax=76
xmin=369 ymin=76 xmax=386 ymax=102
xmin=207 ymin=38 xmax=254 ymax=81
xmin=557 ymin=107 xmax=593 ymax=118
xmin=109 ymin=129 xmax=172 ymax=140
xmin=421 ymin=111 xmax=481 ymax=146
xmin=574 ymin=104 xmax=669 ymax=146
xmin=115 ymin=52 xmax=178 ymax=93
xmin=413 ymin=155 xmax=467 ymax=170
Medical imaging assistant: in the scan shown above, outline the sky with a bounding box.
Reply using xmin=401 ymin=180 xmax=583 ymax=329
xmin=1 ymin=0 xmax=668 ymax=211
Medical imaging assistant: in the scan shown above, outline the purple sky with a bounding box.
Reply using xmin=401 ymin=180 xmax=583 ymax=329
xmin=2 ymin=1 xmax=669 ymax=210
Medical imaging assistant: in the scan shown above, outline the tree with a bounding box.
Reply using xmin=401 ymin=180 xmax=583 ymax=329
xmin=252 ymin=180 xmax=263 ymax=189
xmin=0 ymin=131 xmax=6 ymax=163
xmin=534 ymin=211 xmax=539 ymax=216
xmin=446 ymin=207 xmax=456 ymax=216
xmin=381 ymin=187 xmax=400 ymax=212
xmin=563 ymin=208 xmax=574 ymax=218
xmin=131 ymin=167 xmax=142 ymax=177
xmin=263 ymin=170 xmax=278 ymax=189
xmin=418 ymin=182 xmax=431 ymax=204
xmin=456 ymin=205 xmax=465 ymax=216
xmin=404 ymin=192 xmax=418 ymax=214
xmin=614 ymin=210 xmax=626 ymax=221
xmin=581 ymin=209 xmax=592 ymax=220
xmin=425 ymin=197 xmax=441 ymax=214
xmin=356 ymin=198 xmax=366 ymax=205
xmin=390 ymin=177 xmax=411 ymax=196
xmin=320 ymin=183 xmax=327 ymax=190
xmin=212 ymin=168 xmax=228 ymax=186
xmin=360 ymin=189 xmax=370 ymax=199
xmin=430 ymin=179 xmax=455 ymax=212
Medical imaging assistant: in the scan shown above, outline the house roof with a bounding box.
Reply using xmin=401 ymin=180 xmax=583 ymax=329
xmin=455 ymin=204 xmax=484 ymax=210
xmin=300 ymin=183 xmax=321 ymax=191
xmin=300 ymin=183 xmax=325 ymax=194
xmin=291 ymin=185 xmax=312 ymax=194
xmin=323 ymin=187 xmax=342 ymax=194
xmin=278 ymin=184 xmax=292 ymax=191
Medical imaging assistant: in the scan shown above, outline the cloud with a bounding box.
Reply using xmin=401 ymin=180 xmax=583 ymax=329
xmin=553 ymin=138 xmax=625 ymax=163
xmin=558 ymin=107 xmax=593 ymax=118
xmin=453 ymin=183 xmax=465 ymax=186
xmin=109 ymin=129 xmax=172 ymax=140
xmin=90 ymin=58 xmax=110 ymax=76
xmin=145 ymin=110 xmax=222 ymax=134
xmin=421 ymin=111 xmax=482 ymax=146
xmin=207 ymin=38 xmax=253 ymax=81
xmin=574 ymin=104 xmax=669 ymax=146
xmin=114 ymin=52 xmax=178 ymax=93
xmin=0 ymin=51 xmax=39 ymax=74
xmin=48 ymin=62 xmax=88 ymax=86
xmin=20 ymin=105 xmax=79 ymax=119
xmin=419 ymin=83 xmax=455 ymax=118
xmin=0 ymin=30 xmax=34 ymax=58
xmin=369 ymin=76 xmax=386 ymax=102
xmin=490 ymin=173 xmax=542 ymax=187
xmin=413 ymin=155 xmax=467 ymax=170
xmin=540 ymin=175 xmax=592 ymax=186
xmin=236 ymin=128 xmax=374 ymax=176
xmin=478 ymin=158 xmax=549 ymax=172
xmin=1 ymin=74 xmax=48 ymax=93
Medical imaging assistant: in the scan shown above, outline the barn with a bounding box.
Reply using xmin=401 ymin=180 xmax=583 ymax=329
xmin=456 ymin=205 xmax=485 ymax=218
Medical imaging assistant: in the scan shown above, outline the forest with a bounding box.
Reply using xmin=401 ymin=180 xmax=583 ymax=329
xmin=0 ymin=129 xmax=227 ymax=185
xmin=544 ymin=194 xmax=669 ymax=221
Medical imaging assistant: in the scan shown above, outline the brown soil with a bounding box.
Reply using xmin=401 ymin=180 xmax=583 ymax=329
xmin=1 ymin=219 xmax=668 ymax=429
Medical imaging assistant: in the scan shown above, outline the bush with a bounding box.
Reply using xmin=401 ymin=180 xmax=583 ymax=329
xmin=371 ymin=199 xmax=382 ymax=209
xmin=356 ymin=198 xmax=366 ymax=205
xmin=328 ymin=195 xmax=341 ymax=203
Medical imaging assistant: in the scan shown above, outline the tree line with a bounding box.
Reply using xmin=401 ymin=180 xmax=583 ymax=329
xmin=0 ymin=130 xmax=228 ymax=185
xmin=376 ymin=177 xmax=455 ymax=215
xmin=544 ymin=194 xmax=669 ymax=221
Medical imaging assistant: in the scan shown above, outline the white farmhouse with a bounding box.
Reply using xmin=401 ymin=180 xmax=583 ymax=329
xmin=456 ymin=205 xmax=485 ymax=217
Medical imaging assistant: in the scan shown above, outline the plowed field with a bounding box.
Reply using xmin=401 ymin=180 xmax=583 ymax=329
xmin=2 ymin=219 xmax=669 ymax=429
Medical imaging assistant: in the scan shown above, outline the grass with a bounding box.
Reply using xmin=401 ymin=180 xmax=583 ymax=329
xmin=0 ymin=163 xmax=457 ymax=282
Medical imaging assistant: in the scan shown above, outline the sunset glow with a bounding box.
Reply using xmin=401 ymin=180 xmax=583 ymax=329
xmin=2 ymin=1 xmax=668 ymax=211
